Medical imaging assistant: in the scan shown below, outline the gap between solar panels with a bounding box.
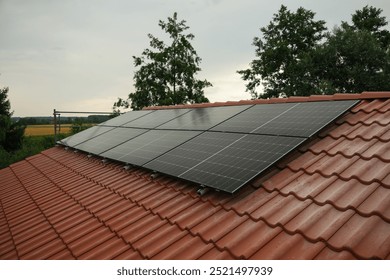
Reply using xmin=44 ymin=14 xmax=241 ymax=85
xmin=58 ymin=100 xmax=359 ymax=194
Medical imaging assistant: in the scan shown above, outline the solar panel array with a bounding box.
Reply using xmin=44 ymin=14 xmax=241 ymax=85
xmin=59 ymin=100 xmax=358 ymax=193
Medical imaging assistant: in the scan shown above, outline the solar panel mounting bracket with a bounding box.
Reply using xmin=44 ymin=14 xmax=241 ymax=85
xmin=150 ymin=172 xmax=160 ymax=180
xmin=197 ymin=185 xmax=209 ymax=196
xmin=123 ymin=164 xmax=132 ymax=171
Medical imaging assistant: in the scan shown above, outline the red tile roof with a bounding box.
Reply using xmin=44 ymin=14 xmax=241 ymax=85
xmin=1 ymin=92 xmax=389 ymax=259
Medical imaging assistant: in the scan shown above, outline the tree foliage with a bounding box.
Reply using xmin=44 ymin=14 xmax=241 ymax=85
xmin=0 ymin=86 xmax=25 ymax=151
xmin=115 ymin=12 xmax=211 ymax=111
xmin=238 ymin=5 xmax=327 ymax=98
xmin=239 ymin=5 xmax=390 ymax=98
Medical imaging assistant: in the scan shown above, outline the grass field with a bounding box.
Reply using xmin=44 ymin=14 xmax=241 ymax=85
xmin=25 ymin=124 xmax=72 ymax=136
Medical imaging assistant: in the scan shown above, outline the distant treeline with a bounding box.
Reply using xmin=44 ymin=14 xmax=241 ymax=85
xmin=12 ymin=115 xmax=111 ymax=125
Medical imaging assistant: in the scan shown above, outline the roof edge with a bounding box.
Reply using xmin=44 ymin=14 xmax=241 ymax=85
xmin=143 ymin=92 xmax=390 ymax=110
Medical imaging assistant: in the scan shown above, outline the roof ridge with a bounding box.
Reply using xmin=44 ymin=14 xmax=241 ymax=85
xmin=143 ymin=92 xmax=390 ymax=110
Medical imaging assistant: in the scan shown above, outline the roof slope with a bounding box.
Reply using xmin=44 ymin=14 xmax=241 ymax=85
xmin=1 ymin=92 xmax=389 ymax=260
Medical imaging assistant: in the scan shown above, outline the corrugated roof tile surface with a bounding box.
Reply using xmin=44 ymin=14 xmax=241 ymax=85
xmin=1 ymin=92 xmax=389 ymax=259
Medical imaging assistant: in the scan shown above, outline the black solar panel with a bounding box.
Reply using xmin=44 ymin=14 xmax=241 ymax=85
xmin=59 ymin=126 xmax=114 ymax=147
xmin=157 ymin=105 xmax=251 ymax=130
xmin=144 ymin=132 xmax=304 ymax=193
xmin=211 ymin=103 xmax=295 ymax=133
xmin=252 ymin=100 xmax=358 ymax=137
xmin=123 ymin=108 xmax=191 ymax=128
xmin=59 ymin=99 xmax=357 ymax=194
xmin=73 ymin=127 xmax=147 ymax=155
xmin=99 ymin=110 xmax=153 ymax=127
xmin=101 ymin=130 xmax=201 ymax=166
xmin=212 ymin=100 xmax=358 ymax=137
xmin=144 ymin=132 xmax=243 ymax=176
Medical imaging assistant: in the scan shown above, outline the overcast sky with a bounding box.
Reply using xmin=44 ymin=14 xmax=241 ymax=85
xmin=1 ymin=0 xmax=389 ymax=116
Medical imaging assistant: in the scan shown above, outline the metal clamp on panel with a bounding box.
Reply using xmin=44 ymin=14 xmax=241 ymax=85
xmin=150 ymin=172 xmax=160 ymax=179
xmin=197 ymin=185 xmax=209 ymax=196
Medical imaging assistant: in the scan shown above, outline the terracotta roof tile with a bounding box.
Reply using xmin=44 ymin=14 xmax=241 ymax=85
xmin=112 ymin=247 xmax=144 ymax=260
xmin=328 ymin=215 xmax=390 ymax=259
xmin=314 ymin=247 xmax=357 ymax=260
xmin=78 ymin=237 xmax=132 ymax=260
xmin=67 ymin=226 xmax=117 ymax=257
xmin=250 ymin=231 xmax=326 ymax=260
xmin=284 ymin=204 xmax=355 ymax=241
xmin=216 ymin=219 xmax=282 ymax=259
xmin=198 ymin=247 xmax=236 ymax=260
xmin=132 ymin=223 xmax=188 ymax=259
xmin=1 ymin=92 xmax=389 ymax=259
xmin=191 ymin=209 xmax=248 ymax=242
xmin=152 ymin=234 xmax=214 ymax=260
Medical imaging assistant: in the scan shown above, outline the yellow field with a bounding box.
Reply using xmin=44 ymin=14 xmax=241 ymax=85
xmin=25 ymin=124 xmax=72 ymax=136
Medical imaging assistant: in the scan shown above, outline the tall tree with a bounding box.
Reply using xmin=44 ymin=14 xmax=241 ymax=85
xmin=316 ymin=6 xmax=390 ymax=93
xmin=239 ymin=5 xmax=390 ymax=98
xmin=115 ymin=12 xmax=211 ymax=111
xmin=0 ymin=86 xmax=25 ymax=151
xmin=238 ymin=5 xmax=326 ymax=99
xmin=348 ymin=5 xmax=390 ymax=49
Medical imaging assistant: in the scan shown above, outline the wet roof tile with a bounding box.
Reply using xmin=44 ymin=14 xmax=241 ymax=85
xmin=151 ymin=234 xmax=214 ymax=260
xmin=328 ymin=215 xmax=390 ymax=259
xmin=314 ymin=247 xmax=357 ymax=260
xmin=133 ymin=223 xmax=188 ymax=258
xmin=216 ymin=219 xmax=282 ymax=259
xmin=0 ymin=92 xmax=389 ymax=259
xmin=250 ymin=231 xmax=326 ymax=260
xmin=284 ymin=204 xmax=355 ymax=241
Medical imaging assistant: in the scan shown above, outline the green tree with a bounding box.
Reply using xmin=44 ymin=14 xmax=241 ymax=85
xmin=115 ymin=12 xmax=211 ymax=111
xmin=0 ymin=86 xmax=25 ymax=151
xmin=348 ymin=5 xmax=390 ymax=49
xmin=239 ymin=5 xmax=390 ymax=98
xmin=238 ymin=5 xmax=327 ymax=99
xmin=316 ymin=6 xmax=390 ymax=93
